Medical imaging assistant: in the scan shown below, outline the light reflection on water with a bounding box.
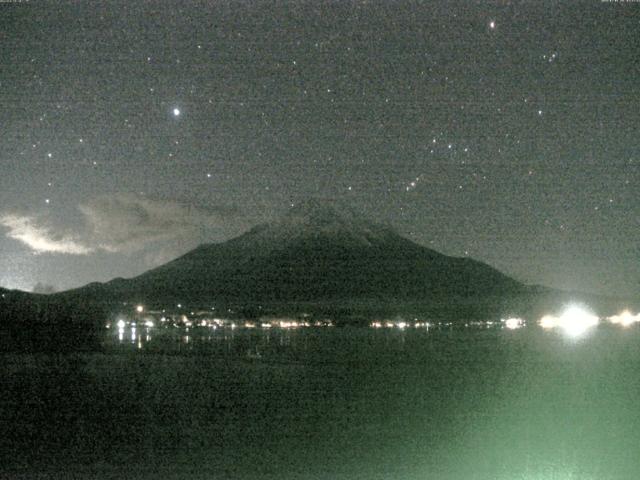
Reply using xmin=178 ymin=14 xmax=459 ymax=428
xmin=104 ymin=321 xmax=592 ymax=361
xmin=7 ymin=321 xmax=640 ymax=479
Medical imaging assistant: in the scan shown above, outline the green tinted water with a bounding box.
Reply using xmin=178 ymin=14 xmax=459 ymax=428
xmin=2 ymin=325 xmax=639 ymax=479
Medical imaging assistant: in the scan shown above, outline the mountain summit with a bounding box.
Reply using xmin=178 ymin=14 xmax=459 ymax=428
xmin=231 ymin=199 xmax=405 ymax=251
xmin=63 ymin=200 xmax=526 ymax=310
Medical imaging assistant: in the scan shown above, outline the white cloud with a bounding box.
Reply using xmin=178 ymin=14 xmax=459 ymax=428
xmin=0 ymin=214 xmax=93 ymax=255
xmin=79 ymin=194 xmax=218 ymax=253
xmin=0 ymin=194 xmax=241 ymax=257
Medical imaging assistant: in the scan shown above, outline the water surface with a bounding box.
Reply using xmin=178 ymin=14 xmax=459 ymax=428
xmin=2 ymin=324 xmax=639 ymax=479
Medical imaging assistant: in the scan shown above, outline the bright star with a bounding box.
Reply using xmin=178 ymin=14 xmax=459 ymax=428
xmin=173 ymin=108 xmax=181 ymax=116
xmin=489 ymin=20 xmax=495 ymax=29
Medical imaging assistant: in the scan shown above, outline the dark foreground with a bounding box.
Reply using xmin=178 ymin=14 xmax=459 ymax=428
xmin=2 ymin=325 xmax=640 ymax=479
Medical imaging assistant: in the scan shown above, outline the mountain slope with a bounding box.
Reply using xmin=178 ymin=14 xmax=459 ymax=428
xmin=61 ymin=199 xmax=525 ymax=306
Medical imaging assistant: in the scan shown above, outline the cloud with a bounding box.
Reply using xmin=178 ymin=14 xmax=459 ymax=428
xmin=1 ymin=194 xmax=242 ymax=257
xmin=0 ymin=214 xmax=93 ymax=254
xmin=79 ymin=194 xmax=227 ymax=253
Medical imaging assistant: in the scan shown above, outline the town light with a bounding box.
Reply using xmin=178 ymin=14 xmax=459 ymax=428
xmin=503 ymin=317 xmax=523 ymax=330
xmin=539 ymin=315 xmax=557 ymax=329
xmin=538 ymin=305 xmax=599 ymax=337
xmin=559 ymin=306 xmax=599 ymax=336
xmin=608 ymin=310 xmax=640 ymax=327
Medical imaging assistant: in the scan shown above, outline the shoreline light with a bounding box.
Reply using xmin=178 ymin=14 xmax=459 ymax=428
xmin=608 ymin=310 xmax=640 ymax=327
xmin=539 ymin=305 xmax=599 ymax=337
xmin=539 ymin=315 xmax=557 ymax=330
xmin=503 ymin=317 xmax=524 ymax=330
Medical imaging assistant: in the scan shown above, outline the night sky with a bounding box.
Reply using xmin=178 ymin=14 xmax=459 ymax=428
xmin=1 ymin=1 xmax=638 ymax=297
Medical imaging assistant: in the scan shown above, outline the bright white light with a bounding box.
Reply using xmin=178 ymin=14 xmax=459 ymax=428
xmin=609 ymin=310 xmax=640 ymax=327
xmin=560 ymin=306 xmax=598 ymax=336
xmin=503 ymin=317 xmax=523 ymax=330
xmin=397 ymin=322 xmax=407 ymax=329
xmin=539 ymin=306 xmax=599 ymax=336
xmin=145 ymin=320 xmax=154 ymax=328
xmin=173 ymin=108 xmax=180 ymax=116
xmin=489 ymin=20 xmax=496 ymax=29
xmin=136 ymin=305 xmax=144 ymax=313
xmin=117 ymin=319 xmax=126 ymax=329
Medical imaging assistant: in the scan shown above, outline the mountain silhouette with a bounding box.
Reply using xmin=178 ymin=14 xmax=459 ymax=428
xmin=61 ymin=199 xmax=526 ymax=307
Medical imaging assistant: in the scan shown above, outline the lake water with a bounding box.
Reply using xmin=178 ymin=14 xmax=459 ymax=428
xmin=2 ymin=323 xmax=640 ymax=479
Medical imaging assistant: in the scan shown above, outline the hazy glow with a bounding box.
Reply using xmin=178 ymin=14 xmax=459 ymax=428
xmin=540 ymin=306 xmax=599 ymax=336
xmin=117 ymin=319 xmax=126 ymax=328
xmin=608 ymin=310 xmax=640 ymax=327
xmin=136 ymin=305 xmax=144 ymax=313
xmin=144 ymin=320 xmax=154 ymax=328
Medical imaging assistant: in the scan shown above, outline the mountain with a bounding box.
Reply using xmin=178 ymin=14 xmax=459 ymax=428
xmin=2 ymin=200 xmax=635 ymax=349
xmin=59 ymin=199 xmax=527 ymax=315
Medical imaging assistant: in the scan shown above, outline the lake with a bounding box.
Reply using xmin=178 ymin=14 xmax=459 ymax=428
xmin=2 ymin=322 xmax=640 ymax=479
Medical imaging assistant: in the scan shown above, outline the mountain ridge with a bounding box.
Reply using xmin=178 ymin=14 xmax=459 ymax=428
xmin=54 ymin=200 xmax=526 ymax=308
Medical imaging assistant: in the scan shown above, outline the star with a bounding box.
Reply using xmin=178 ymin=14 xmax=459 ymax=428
xmin=489 ymin=20 xmax=496 ymax=30
xmin=173 ymin=108 xmax=181 ymax=117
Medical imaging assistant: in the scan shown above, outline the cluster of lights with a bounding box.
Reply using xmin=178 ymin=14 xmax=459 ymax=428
xmin=370 ymin=321 xmax=431 ymax=329
xmin=608 ymin=310 xmax=640 ymax=327
xmin=502 ymin=317 xmax=524 ymax=330
xmin=112 ymin=315 xmax=335 ymax=332
xmin=112 ymin=305 xmax=640 ymax=341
